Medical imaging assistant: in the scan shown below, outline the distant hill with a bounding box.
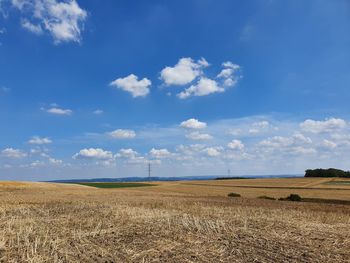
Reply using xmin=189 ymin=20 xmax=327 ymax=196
xmin=48 ymin=174 xmax=302 ymax=183
xmin=305 ymin=168 xmax=350 ymax=178
xmin=48 ymin=176 xmax=217 ymax=183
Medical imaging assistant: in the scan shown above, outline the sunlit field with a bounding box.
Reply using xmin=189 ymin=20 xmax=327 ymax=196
xmin=0 ymin=178 xmax=349 ymax=262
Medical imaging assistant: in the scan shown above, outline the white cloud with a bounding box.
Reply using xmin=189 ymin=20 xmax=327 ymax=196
xmin=115 ymin=148 xmax=147 ymax=164
xmin=330 ymin=134 xmax=350 ymax=146
xmin=186 ymin=132 xmax=212 ymax=140
xmin=259 ymin=133 xmax=315 ymax=156
xmin=290 ymin=147 xmax=316 ymax=155
xmin=10 ymin=0 xmax=26 ymax=9
xmin=160 ymin=57 xmax=209 ymax=86
xmin=260 ymin=133 xmax=312 ymax=149
xmin=248 ymin=128 xmax=259 ymax=134
xmin=30 ymin=160 xmax=44 ymax=167
xmin=110 ymin=74 xmax=151 ymax=98
xmin=11 ymin=0 xmax=87 ymax=43
xmin=73 ymin=148 xmax=113 ymax=160
xmin=49 ymin=157 xmax=62 ymax=165
xmin=46 ymin=107 xmax=72 ymax=115
xmin=292 ymin=133 xmax=312 ymax=144
xmin=217 ymin=61 xmax=241 ymax=88
xmin=203 ymin=147 xmax=221 ymax=157
xmin=160 ymin=58 xmax=241 ymax=99
xmin=1 ymin=148 xmax=27 ymax=158
xmin=180 ymin=118 xmax=207 ymax=129
xmin=108 ymin=129 xmax=136 ymax=139
xmin=21 ymin=19 xmax=43 ymax=34
xmin=176 ymin=144 xmax=206 ymax=156
xmin=228 ymin=128 xmax=242 ymax=136
xmin=177 ymin=77 xmax=223 ymax=99
xmin=115 ymin=148 xmax=138 ymax=159
xmin=253 ymin=121 xmax=269 ymax=128
xmin=300 ymin=118 xmax=346 ymax=133
xmin=321 ymin=139 xmax=337 ymax=149
xmin=93 ymin=109 xmax=103 ymax=115
xmin=28 ymin=136 xmax=52 ymax=145
xmin=149 ymin=148 xmax=171 ymax=159
xmin=227 ymin=139 xmax=244 ymax=150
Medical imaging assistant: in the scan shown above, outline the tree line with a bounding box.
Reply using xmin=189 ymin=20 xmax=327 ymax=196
xmin=305 ymin=168 xmax=350 ymax=178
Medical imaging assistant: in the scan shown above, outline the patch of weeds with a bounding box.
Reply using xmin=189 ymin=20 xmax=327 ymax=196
xmin=279 ymin=194 xmax=302 ymax=202
xmin=228 ymin=192 xmax=241 ymax=197
xmin=258 ymin=195 xmax=275 ymax=200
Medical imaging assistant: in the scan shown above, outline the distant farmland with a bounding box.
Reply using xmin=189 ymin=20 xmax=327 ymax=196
xmin=74 ymin=182 xmax=157 ymax=188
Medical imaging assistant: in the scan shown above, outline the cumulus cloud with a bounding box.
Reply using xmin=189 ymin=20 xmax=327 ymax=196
xmin=227 ymin=139 xmax=244 ymax=150
xmin=114 ymin=148 xmax=147 ymax=164
xmin=203 ymin=147 xmax=221 ymax=157
xmin=108 ymin=129 xmax=136 ymax=139
xmin=160 ymin=57 xmax=209 ymax=86
xmin=11 ymin=0 xmax=87 ymax=43
xmin=110 ymin=74 xmax=151 ymax=98
xmin=73 ymin=148 xmax=113 ymax=160
xmin=115 ymin=148 xmax=138 ymax=159
xmin=180 ymin=118 xmax=207 ymax=129
xmin=149 ymin=148 xmax=171 ymax=159
xmin=185 ymin=132 xmax=212 ymax=140
xmin=300 ymin=118 xmax=346 ymax=133
xmin=177 ymin=77 xmax=223 ymax=99
xmin=46 ymin=107 xmax=72 ymax=115
xmin=217 ymin=61 xmax=241 ymax=88
xmin=28 ymin=136 xmax=52 ymax=144
xmin=1 ymin=148 xmax=27 ymax=158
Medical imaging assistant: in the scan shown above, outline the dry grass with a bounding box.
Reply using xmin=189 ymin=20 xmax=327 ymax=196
xmin=0 ymin=178 xmax=349 ymax=262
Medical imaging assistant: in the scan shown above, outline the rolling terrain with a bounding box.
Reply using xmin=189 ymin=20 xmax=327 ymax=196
xmin=0 ymin=178 xmax=349 ymax=262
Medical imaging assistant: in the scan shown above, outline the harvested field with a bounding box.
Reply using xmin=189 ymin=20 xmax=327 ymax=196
xmin=74 ymin=182 xmax=157 ymax=188
xmin=0 ymin=178 xmax=349 ymax=262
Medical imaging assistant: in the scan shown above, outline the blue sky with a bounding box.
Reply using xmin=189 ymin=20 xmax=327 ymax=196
xmin=1 ymin=0 xmax=350 ymax=180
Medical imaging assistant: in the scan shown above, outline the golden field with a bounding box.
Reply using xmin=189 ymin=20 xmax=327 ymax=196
xmin=0 ymin=178 xmax=349 ymax=262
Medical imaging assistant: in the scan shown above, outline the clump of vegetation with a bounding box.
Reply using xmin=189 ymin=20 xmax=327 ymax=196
xmin=258 ymin=195 xmax=275 ymax=200
xmin=279 ymin=194 xmax=302 ymax=202
xmin=305 ymin=168 xmax=350 ymax=178
xmin=228 ymin=192 xmax=241 ymax=197
xmin=216 ymin=177 xmax=248 ymax=180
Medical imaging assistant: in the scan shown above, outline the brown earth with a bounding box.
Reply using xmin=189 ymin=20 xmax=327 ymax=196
xmin=0 ymin=178 xmax=349 ymax=262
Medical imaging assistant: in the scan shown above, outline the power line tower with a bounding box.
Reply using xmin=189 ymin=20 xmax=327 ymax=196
xmin=148 ymin=162 xmax=151 ymax=180
xmin=227 ymin=168 xmax=231 ymax=177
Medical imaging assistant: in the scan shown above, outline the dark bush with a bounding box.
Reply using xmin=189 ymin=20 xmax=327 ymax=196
xmin=258 ymin=195 xmax=275 ymax=200
xmin=287 ymin=194 xmax=302 ymax=201
xmin=279 ymin=194 xmax=302 ymax=202
xmin=228 ymin=192 xmax=241 ymax=197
